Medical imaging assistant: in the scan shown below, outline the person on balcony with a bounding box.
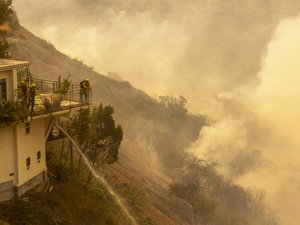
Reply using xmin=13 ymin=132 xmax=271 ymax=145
xmin=80 ymin=79 xmax=91 ymax=104
xmin=20 ymin=80 xmax=28 ymax=109
xmin=28 ymin=83 xmax=37 ymax=113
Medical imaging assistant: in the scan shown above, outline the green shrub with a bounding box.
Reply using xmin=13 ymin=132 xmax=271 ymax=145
xmin=0 ymin=100 xmax=28 ymax=125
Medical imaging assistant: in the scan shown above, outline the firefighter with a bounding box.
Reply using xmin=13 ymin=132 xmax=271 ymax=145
xmin=80 ymin=79 xmax=91 ymax=104
xmin=28 ymin=83 xmax=37 ymax=113
xmin=20 ymin=80 xmax=28 ymax=109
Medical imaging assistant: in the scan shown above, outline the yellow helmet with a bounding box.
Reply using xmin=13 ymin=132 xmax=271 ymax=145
xmin=31 ymin=83 xmax=36 ymax=87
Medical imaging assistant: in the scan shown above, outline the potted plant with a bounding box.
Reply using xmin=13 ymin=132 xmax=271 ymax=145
xmin=53 ymin=75 xmax=71 ymax=110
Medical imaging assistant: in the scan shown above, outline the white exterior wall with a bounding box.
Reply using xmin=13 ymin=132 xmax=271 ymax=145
xmin=15 ymin=120 xmax=46 ymax=186
xmin=0 ymin=127 xmax=16 ymax=184
xmin=0 ymin=60 xmax=51 ymax=199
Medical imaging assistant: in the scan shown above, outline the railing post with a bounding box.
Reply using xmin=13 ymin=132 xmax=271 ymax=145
xmin=51 ymin=95 xmax=53 ymax=113
xmin=70 ymin=141 xmax=74 ymax=176
xmin=71 ymin=84 xmax=74 ymax=102
xmin=69 ymin=91 xmax=71 ymax=109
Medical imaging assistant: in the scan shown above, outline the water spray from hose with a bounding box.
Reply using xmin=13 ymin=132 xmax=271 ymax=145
xmin=55 ymin=123 xmax=139 ymax=225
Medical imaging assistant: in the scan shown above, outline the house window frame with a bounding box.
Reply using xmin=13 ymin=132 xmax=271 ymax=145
xmin=26 ymin=157 xmax=31 ymax=170
xmin=0 ymin=78 xmax=7 ymax=101
xmin=37 ymin=151 xmax=41 ymax=163
xmin=25 ymin=122 xmax=31 ymax=134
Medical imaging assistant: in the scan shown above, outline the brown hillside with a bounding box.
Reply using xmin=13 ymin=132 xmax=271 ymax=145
xmin=8 ymin=24 xmax=156 ymax=117
xmin=7 ymin=22 xmax=204 ymax=225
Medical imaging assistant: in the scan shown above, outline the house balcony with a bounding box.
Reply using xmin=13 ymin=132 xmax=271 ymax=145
xmin=0 ymin=76 xmax=92 ymax=127
xmin=31 ymin=77 xmax=93 ymax=115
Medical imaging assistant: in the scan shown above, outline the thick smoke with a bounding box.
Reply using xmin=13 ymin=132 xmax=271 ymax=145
xmin=188 ymin=16 xmax=300 ymax=225
xmin=13 ymin=0 xmax=300 ymax=113
xmin=254 ymin=17 xmax=300 ymax=225
xmin=12 ymin=1 xmax=300 ymax=224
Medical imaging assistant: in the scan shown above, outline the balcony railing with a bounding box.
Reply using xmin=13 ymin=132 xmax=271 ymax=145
xmin=0 ymin=77 xmax=92 ymax=127
xmin=30 ymin=77 xmax=93 ymax=115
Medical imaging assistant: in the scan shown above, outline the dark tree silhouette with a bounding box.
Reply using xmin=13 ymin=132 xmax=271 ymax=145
xmin=169 ymin=156 xmax=278 ymax=225
xmin=0 ymin=0 xmax=13 ymax=58
xmin=71 ymin=104 xmax=123 ymax=182
xmin=0 ymin=38 xmax=9 ymax=58
xmin=0 ymin=0 xmax=12 ymax=25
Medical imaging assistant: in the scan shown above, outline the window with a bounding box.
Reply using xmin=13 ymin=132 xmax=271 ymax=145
xmin=26 ymin=157 xmax=31 ymax=170
xmin=25 ymin=122 xmax=30 ymax=134
xmin=37 ymin=151 xmax=41 ymax=163
xmin=0 ymin=79 xmax=7 ymax=101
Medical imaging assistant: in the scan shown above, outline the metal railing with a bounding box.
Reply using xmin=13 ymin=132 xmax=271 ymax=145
xmin=0 ymin=71 xmax=93 ymax=127
xmin=17 ymin=77 xmax=93 ymax=117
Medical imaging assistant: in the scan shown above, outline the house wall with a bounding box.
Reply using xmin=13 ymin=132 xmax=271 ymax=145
xmin=0 ymin=62 xmax=56 ymax=200
xmin=0 ymin=119 xmax=49 ymax=199
xmin=0 ymin=126 xmax=16 ymax=201
xmin=15 ymin=119 xmax=47 ymax=187
xmin=0 ymin=69 xmax=16 ymax=100
xmin=0 ymin=126 xmax=16 ymax=184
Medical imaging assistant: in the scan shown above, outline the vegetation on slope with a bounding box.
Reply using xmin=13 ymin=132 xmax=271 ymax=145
xmin=169 ymin=156 xmax=278 ymax=225
xmin=0 ymin=169 xmax=157 ymax=225
xmin=0 ymin=0 xmax=13 ymax=58
xmin=69 ymin=105 xmax=123 ymax=182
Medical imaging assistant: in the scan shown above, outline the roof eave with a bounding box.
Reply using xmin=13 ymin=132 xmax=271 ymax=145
xmin=0 ymin=61 xmax=30 ymax=72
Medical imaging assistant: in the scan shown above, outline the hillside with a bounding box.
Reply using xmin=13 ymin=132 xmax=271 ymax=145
xmin=8 ymin=19 xmax=205 ymax=167
xmin=8 ymin=23 xmax=156 ymax=116
xmin=4 ymin=20 xmax=205 ymax=225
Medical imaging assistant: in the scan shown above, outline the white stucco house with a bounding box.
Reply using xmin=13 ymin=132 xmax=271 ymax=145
xmin=0 ymin=59 xmax=90 ymax=201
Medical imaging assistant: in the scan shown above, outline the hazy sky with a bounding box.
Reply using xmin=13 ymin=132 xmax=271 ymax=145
xmin=12 ymin=1 xmax=300 ymax=224
xmin=13 ymin=0 xmax=300 ymax=113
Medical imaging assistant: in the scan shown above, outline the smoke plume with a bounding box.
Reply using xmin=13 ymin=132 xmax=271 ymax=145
xmin=188 ymin=16 xmax=300 ymax=225
xmin=13 ymin=0 xmax=300 ymax=112
xmin=11 ymin=1 xmax=300 ymax=224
